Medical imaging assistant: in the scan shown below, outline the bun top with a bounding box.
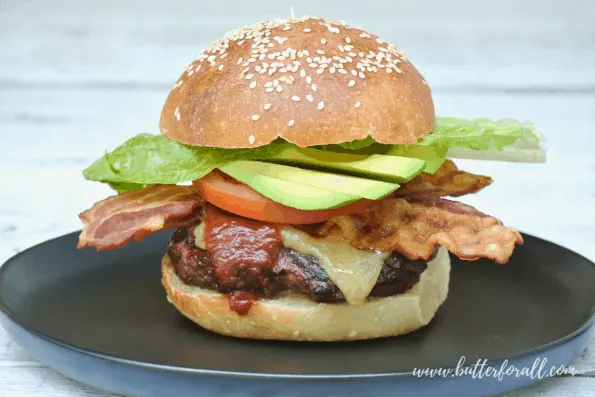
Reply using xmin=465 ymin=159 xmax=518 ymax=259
xmin=160 ymin=16 xmax=435 ymax=148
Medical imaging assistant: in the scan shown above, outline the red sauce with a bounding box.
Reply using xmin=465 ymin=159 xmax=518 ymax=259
xmin=227 ymin=291 xmax=257 ymax=315
xmin=203 ymin=203 xmax=282 ymax=289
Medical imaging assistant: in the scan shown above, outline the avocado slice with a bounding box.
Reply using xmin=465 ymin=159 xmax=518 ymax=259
xmin=269 ymin=147 xmax=425 ymax=183
xmin=224 ymin=161 xmax=400 ymax=200
xmin=387 ymin=145 xmax=447 ymax=174
xmin=219 ymin=164 xmax=360 ymax=210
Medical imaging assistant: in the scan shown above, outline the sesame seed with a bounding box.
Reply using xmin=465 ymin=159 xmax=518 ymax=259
xmin=188 ymin=70 xmax=194 ymax=76
xmin=354 ymin=101 xmax=361 ymax=108
xmin=265 ymin=87 xmax=274 ymax=93
xmin=348 ymin=80 xmax=356 ymax=87
xmin=248 ymin=135 xmax=255 ymax=144
xmin=316 ymin=68 xmax=324 ymax=75
xmin=292 ymin=95 xmax=301 ymax=101
xmin=316 ymin=49 xmax=325 ymax=55
xmin=288 ymin=119 xmax=295 ymax=127
xmin=345 ymin=37 xmax=351 ymax=43
xmin=306 ymin=76 xmax=312 ymax=84
xmin=264 ymin=103 xmax=272 ymax=110
xmin=317 ymin=101 xmax=325 ymax=110
xmin=245 ymin=74 xmax=254 ymax=79
xmin=321 ymin=39 xmax=327 ymax=44
xmin=249 ymin=81 xmax=257 ymax=89
xmin=251 ymin=114 xmax=260 ymax=121
xmin=339 ymin=69 xmax=347 ymax=75
xmin=306 ymin=94 xmax=313 ymax=102
xmin=359 ymin=72 xmax=365 ymax=78
xmin=218 ymin=65 xmax=224 ymax=71
xmin=236 ymin=58 xmax=243 ymax=65
xmin=276 ymin=85 xmax=283 ymax=92
xmin=273 ymin=79 xmax=279 ymax=87
xmin=283 ymin=26 xmax=290 ymax=31
xmin=300 ymin=69 xmax=306 ymax=77
xmin=351 ymin=70 xmax=358 ymax=76
xmin=311 ymin=83 xmax=318 ymax=91
xmin=303 ymin=28 xmax=311 ymax=32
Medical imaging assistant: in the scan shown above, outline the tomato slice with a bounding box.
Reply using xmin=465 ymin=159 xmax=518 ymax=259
xmin=195 ymin=171 xmax=369 ymax=224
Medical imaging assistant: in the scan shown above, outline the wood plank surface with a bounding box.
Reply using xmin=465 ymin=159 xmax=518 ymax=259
xmin=1 ymin=0 xmax=594 ymax=90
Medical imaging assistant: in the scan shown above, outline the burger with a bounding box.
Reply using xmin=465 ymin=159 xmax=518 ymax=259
xmin=77 ymin=16 xmax=544 ymax=341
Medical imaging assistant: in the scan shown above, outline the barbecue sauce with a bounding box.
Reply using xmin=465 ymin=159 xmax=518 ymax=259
xmin=227 ymin=292 xmax=257 ymax=315
xmin=203 ymin=204 xmax=282 ymax=314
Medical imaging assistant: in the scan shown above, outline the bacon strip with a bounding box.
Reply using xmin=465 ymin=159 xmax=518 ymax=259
xmin=77 ymin=185 xmax=204 ymax=250
xmin=395 ymin=160 xmax=493 ymax=200
xmin=315 ymin=198 xmax=523 ymax=264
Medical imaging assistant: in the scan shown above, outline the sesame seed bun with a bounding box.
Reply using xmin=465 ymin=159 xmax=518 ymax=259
xmin=161 ymin=246 xmax=450 ymax=341
xmin=159 ymin=16 xmax=435 ymax=149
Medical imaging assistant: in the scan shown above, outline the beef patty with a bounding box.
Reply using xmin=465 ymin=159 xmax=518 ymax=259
xmin=167 ymin=226 xmax=428 ymax=303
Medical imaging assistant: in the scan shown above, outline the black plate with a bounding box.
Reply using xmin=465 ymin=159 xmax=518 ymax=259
xmin=1 ymin=231 xmax=595 ymax=397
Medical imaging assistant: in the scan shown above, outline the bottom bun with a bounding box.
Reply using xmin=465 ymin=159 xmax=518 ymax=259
xmin=162 ymin=246 xmax=450 ymax=341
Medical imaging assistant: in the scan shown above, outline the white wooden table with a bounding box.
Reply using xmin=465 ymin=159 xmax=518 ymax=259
xmin=1 ymin=0 xmax=594 ymax=395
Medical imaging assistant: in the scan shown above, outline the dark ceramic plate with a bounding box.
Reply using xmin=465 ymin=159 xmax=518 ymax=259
xmin=1 ymin=231 xmax=595 ymax=397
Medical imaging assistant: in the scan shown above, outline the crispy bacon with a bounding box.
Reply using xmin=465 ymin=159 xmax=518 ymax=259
xmin=315 ymin=198 xmax=523 ymax=264
xmin=77 ymin=185 xmax=204 ymax=250
xmin=395 ymin=160 xmax=493 ymax=200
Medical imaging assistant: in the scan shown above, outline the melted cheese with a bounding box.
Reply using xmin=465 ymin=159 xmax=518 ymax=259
xmin=193 ymin=222 xmax=206 ymax=249
xmin=280 ymin=227 xmax=389 ymax=305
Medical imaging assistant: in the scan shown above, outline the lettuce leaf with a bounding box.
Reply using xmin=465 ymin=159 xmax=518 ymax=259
xmin=83 ymin=133 xmax=292 ymax=186
xmin=336 ymin=136 xmax=377 ymax=150
xmin=83 ymin=118 xmax=543 ymax=193
xmin=419 ymin=118 xmax=540 ymax=151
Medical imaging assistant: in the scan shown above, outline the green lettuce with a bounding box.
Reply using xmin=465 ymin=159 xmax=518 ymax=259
xmin=83 ymin=118 xmax=541 ymax=193
xmin=419 ymin=118 xmax=540 ymax=151
xmin=83 ymin=133 xmax=292 ymax=187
